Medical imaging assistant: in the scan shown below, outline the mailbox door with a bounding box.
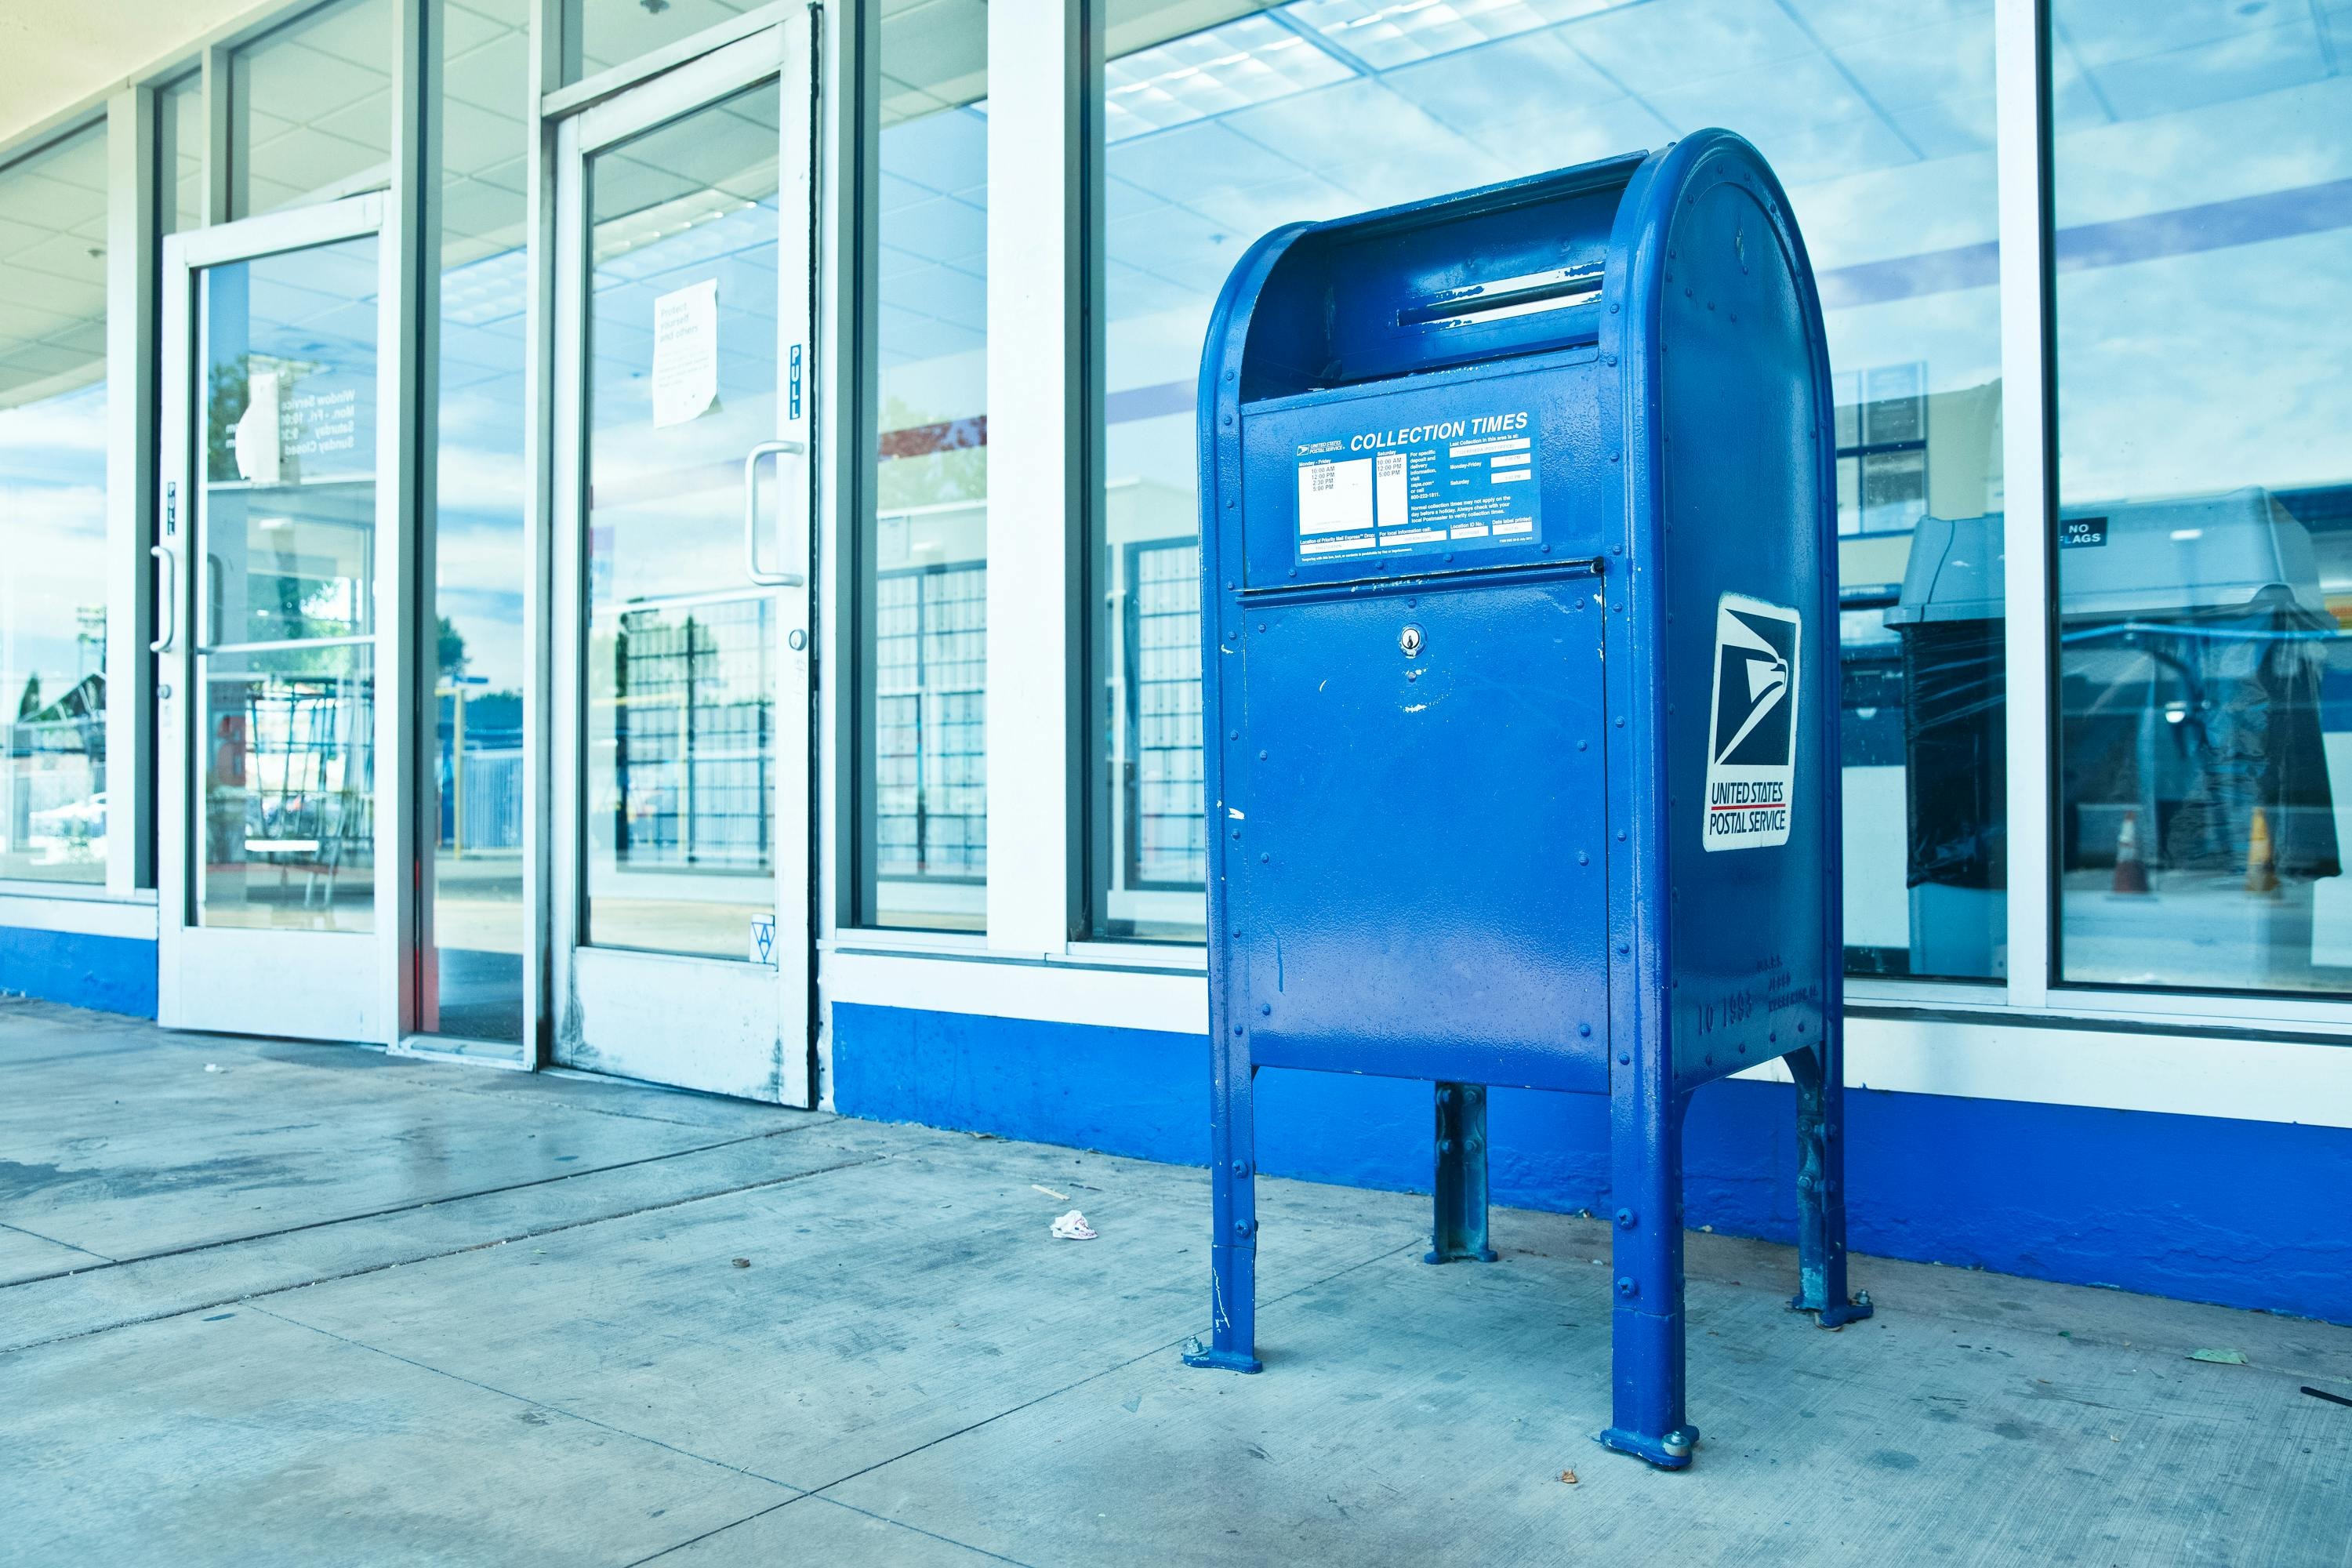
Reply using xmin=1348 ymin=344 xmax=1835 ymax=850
xmin=1231 ymin=576 xmax=1610 ymax=1092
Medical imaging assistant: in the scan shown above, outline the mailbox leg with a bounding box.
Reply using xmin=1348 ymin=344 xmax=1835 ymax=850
xmin=1788 ymin=1042 xmax=1873 ymax=1327
xmin=1599 ymin=1087 xmax=1696 ymax=1469
xmin=1426 ymin=1082 xmax=1499 ymax=1263
xmin=1185 ymin=1051 xmax=1263 ymax=1374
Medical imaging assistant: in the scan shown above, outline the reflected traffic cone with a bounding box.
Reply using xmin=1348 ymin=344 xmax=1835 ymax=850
xmin=2246 ymin=807 xmax=2280 ymax=895
xmin=2111 ymin=808 xmax=2151 ymax=895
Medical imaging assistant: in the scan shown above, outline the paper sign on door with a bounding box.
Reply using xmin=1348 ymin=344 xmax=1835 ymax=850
xmin=651 ymin=279 xmax=719 ymax=428
xmin=234 ymin=370 xmax=283 ymax=484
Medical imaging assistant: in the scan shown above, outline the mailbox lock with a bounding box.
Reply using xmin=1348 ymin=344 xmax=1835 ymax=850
xmin=1398 ymin=624 xmax=1423 ymax=657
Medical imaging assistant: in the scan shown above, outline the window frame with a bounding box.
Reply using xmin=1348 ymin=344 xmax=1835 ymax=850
xmin=0 ymin=107 xmax=152 ymax=904
xmin=1036 ymin=0 xmax=2352 ymax=1036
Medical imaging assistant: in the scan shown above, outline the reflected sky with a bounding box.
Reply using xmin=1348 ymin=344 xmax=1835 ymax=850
xmin=434 ymin=245 xmax=530 ymax=692
xmin=0 ymin=379 xmax=107 ymax=700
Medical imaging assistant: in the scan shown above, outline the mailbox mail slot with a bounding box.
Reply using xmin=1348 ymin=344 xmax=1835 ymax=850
xmin=1187 ymin=131 xmax=1871 ymax=1470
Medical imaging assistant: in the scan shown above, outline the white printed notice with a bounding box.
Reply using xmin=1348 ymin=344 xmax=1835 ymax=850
xmin=234 ymin=371 xmax=283 ymax=485
xmin=651 ymin=279 xmax=720 ymax=428
xmin=1292 ymin=409 xmax=1541 ymax=565
xmin=232 ymin=366 xmax=361 ymax=485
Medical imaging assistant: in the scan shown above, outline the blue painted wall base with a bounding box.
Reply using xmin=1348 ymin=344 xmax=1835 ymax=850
xmin=833 ymin=1003 xmax=2352 ymax=1327
xmin=0 ymin=927 xmax=157 ymax=1018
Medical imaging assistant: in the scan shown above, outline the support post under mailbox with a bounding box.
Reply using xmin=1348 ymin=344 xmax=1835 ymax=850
xmin=1184 ymin=131 xmax=1871 ymax=1467
xmin=1428 ymin=1083 xmax=1497 ymax=1265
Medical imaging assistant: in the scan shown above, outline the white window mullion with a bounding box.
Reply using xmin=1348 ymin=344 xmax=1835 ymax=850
xmin=199 ymin=45 xmax=230 ymax=227
xmin=983 ymin=0 xmax=1084 ymax=955
xmin=1994 ymin=0 xmax=2053 ymax=1009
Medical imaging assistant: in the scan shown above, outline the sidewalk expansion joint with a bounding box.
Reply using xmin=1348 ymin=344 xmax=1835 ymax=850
xmin=793 ymin=1236 xmax=1429 ymax=1502
xmin=0 ymin=1149 xmax=891 ymax=1357
xmin=0 ymin=1219 xmax=114 ymax=1265
xmin=615 ymin=1233 xmax=1433 ymax=1567
xmin=2 ymin=1121 xmax=838 ymax=1290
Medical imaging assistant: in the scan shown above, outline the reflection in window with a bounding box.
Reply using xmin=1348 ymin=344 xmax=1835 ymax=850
xmin=1088 ymin=0 xmax=2005 ymax=973
xmin=0 ymin=122 xmax=111 ymax=885
xmin=229 ymin=0 xmax=394 ymax=220
xmin=2052 ymin=0 xmax=2352 ymax=994
xmin=1837 ymin=364 xmax=1929 ymax=538
xmin=199 ymin=645 xmax=377 ymax=931
xmin=558 ymin=0 xmax=765 ymax=87
xmin=427 ymin=0 xmax=530 ymax=1040
xmin=194 ymin=236 xmax=383 ymax=931
xmin=857 ymin=3 xmax=987 ymax=931
xmin=608 ymin=601 xmax=774 ymax=867
xmin=582 ymin=85 xmax=783 ymax=962
xmin=873 ymin=556 xmax=985 ymax=891
xmin=1124 ymin=539 xmax=1206 ymax=891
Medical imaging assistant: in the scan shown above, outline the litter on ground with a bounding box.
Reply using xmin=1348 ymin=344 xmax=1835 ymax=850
xmin=1051 ymin=1210 xmax=1097 ymax=1241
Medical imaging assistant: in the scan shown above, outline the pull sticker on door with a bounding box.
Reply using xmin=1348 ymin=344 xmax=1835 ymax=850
xmin=1703 ymin=594 xmax=1800 ymax=851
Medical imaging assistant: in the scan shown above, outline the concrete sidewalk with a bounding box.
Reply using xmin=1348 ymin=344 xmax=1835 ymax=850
xmin=2 ymin=999 xmax=2347 ymax=1567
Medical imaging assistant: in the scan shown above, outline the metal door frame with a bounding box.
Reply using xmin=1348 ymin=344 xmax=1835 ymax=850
xmin=546 ymin=17 xmax=818 ymax=1103
xmin=155 ymin=191 xmax=414 ymax=1041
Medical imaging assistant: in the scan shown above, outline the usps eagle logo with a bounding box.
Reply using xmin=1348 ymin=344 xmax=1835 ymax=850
xmin=1702 ymin=595 xmax=1801 ymax=851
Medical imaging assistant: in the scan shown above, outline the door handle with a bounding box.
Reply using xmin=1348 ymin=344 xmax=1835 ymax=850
xmin=744 ymin=439 xmax=807 ymax=587
xmin=151 ymin=545 xmax=176 ymax=653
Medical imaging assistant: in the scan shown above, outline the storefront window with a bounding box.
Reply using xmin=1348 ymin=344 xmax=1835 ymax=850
xmin=229 ymin=0 xmax=394 ymax=220
xmin=855 ymin=2 xmax=988 ymax=931
xmin=427 ymin=0 xmax=531 ymax=1040
xmin=1088 ymin=0 xmax=2006 ymax=975
xmin=2050 ymin=2 xmax=2352 ymax=994
xmin=0 ymin=122 xmax=111 ymax=885
xmin=581 ymin=86 xmax=786 ymax=960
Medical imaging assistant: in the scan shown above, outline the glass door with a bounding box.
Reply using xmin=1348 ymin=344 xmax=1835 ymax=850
xmin=156 ymin=195 xmax=408 ymax=1040
xmin=549 ymin=21 xmax=816 ymax=1102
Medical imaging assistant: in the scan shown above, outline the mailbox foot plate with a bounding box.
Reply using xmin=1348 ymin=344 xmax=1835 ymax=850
xmin=1597 ymin=1423 xmax=1699 ymax=1470
xmin=1181 ymin=1344 xmax=1263 ymax=1374
xmin=1792 ymin=1290 xmax=1875 ymax=1328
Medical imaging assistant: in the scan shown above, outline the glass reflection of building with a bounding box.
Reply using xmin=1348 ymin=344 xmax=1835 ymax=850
xmin=859 ymin=9 xmax=989 ymax=932
xmin=1090 ymin=1 xmax=2013 ymax=964
xmin=0 ymin=122 xmax=111 ymax=885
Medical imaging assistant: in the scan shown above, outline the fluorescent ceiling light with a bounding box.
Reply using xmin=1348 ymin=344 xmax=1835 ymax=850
xmin=1277 ymin=0 xmax=1615 ymax=71
xmin=440 ymin=248 xmax=528 ymax=328
xmin=592 ymin=192 xmax=773 ymax=278
xmin=1105 ymin=13 xmax=1355 ymax=142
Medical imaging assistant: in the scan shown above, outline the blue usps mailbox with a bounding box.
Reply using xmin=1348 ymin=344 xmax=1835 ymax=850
xmin=1187 ymin=132 xmax=1870 ymax=1469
